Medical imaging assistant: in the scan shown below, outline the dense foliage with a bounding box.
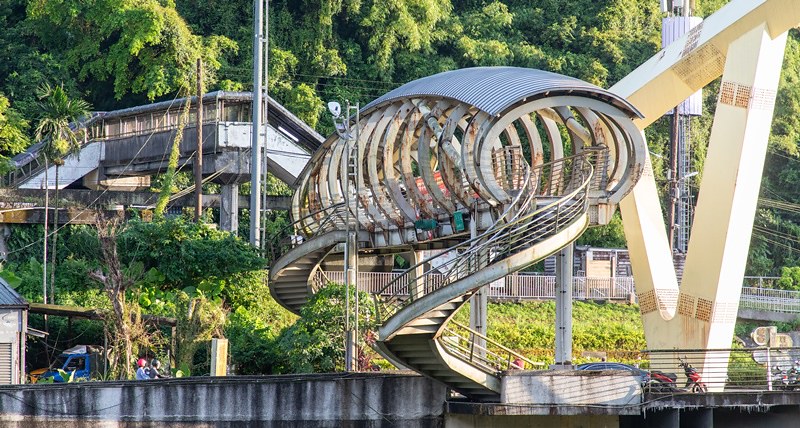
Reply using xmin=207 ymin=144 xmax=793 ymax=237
xmin=2 ymin=0 xmax=799 ymax=275
xmin=2 ymin=0 xmax=800 ymax=376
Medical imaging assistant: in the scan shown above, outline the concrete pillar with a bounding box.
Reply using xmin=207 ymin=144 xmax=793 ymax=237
xmin=618 ymin=23 xmax=788 ymax=384
xmin=0 ymin=224 xmax=9 ymax=261
xmin=639 ymin=409 xmax=680 ymax=428
xmin=210 ymin=338 xmax=228 ymax=376
xmin=220 ymin=183 xmax=239 ymax=233
xmin=410 ymin=251 xmax=426 ymax=300
xmin=554 ymin=243 xmax=574 ymax=366
xmin=680 ymin=409 xmax=713 ymax=428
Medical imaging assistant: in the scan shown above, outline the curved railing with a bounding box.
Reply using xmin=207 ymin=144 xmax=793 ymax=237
xmin=374 ymin=152 xmax=595 ymax=325
xmin=265 ymin=202 xmax=349 ymax=264
xmin=439 ymin=321 xmax=545 ymax=373
xmin=371 ymin=152 xmax=595 ymax=382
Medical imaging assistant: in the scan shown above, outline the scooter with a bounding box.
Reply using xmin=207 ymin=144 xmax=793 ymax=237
xmin=771 ymin=366 xmax=790 ymax=390
xmin=679 ymin=357 xmax=707 ymax=393
xmin=648 ymin=369 xmax=678 ymax=392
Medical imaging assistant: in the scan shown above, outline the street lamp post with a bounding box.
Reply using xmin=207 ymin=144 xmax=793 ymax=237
xmin=329 ymin=100 xmax=360 ymax=372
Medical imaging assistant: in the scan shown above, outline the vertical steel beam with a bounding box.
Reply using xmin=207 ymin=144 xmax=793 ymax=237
xmin=469 ymin=210 xmax=487 ymax=351
xmin=555 ymin=243 xmax=574 ymax=366
xmin=249 ymin=0 xmax=264 ymax=247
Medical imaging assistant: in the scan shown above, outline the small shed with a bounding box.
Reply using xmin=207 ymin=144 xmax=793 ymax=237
xmin=0 ymin=278 xmax=27 ymax=384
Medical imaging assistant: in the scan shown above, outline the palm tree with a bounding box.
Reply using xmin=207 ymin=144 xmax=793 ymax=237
xmin=35 ymin=83 xmax=91 ymax=304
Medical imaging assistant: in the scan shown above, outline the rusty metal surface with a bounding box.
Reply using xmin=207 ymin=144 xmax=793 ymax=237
xmin=294 ymin=67 xmax=647 ymax=239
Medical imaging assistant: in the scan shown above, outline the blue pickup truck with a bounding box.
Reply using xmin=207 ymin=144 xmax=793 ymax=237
xmin=30 ymin=345 xmax=104 ymax=383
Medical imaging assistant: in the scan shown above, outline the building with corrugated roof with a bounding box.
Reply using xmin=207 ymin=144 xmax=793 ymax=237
xmin=0 ymin=278 xmax=27 ymax=384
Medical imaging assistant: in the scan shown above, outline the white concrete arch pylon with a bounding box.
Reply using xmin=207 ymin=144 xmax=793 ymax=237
xmin=609 ymin=0 xmax=800 ymax=386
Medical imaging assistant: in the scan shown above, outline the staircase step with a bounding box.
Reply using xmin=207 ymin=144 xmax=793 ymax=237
xmin=421 ymin=310 xmax=453 ymax=319
xmin=405 ymin=318 xmax=445 ymax=327
xmin=386 ymin=343 xmax=431 ymax=352
xmin=395 ymin=325 xmax=439 ymax=335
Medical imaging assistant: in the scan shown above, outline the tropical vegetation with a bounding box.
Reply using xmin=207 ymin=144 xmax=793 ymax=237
xmin=0 ymin=0 xmax=800 ymax=376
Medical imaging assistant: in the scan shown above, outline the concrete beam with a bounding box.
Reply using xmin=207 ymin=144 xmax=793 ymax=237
xmin=737 ymin=308 xmax=800 ymax=324
xmin=0 ymin=189 xmax=291 ymax=211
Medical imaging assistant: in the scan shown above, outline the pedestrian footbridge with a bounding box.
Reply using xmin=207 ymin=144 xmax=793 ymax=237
xmin=269 ymin=67 xmax=647 ymax=401
xmin=3 ymin=92 xmax=322 ymax=230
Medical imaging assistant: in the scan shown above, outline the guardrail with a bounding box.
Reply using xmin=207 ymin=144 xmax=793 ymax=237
xmin=319 ymin=271 xmax=800 ymax=313
xmin=643 ymin=347 xmax=800 ymax=393
xmin=322 ymin=271 xmax=635 ymax=301
xmin=740 ymin=286 xmax=800 ymax=314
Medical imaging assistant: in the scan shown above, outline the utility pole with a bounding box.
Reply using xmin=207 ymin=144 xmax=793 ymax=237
xmin=329 ymin=100 xmax=359 ymax=371
xmin=260 ymin=0 xmax=270 ymax=247
xmin=41 ymin=165 xmax=49 ymax=306
xmin=250 ymin=0 xmax=264 ymax=247
xmin=195 ymin=59 xmax=204 ymax=222
xmin=667 ymin=106 xmax=679 ymax=253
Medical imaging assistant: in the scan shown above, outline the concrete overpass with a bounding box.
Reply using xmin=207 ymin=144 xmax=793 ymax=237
xmin=3 ymin=92 xmax=320 ymax=232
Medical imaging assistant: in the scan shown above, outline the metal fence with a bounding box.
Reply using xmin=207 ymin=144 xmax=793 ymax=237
xmin=642 ymin=347 xmax=800 ymax=394
xmin=740 ymin=286 xmax=800 ymax=313
xmin=320 ymin=271 xmax=635 ymax=301
xmin=320 ymin=271 xmax=800 ymax=313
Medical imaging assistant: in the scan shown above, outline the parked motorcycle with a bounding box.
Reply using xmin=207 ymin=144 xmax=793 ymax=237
xmin=679 ymin=357 xmax=707 ymax=393
xmin=773 ymin=361 xmax=800 ymax=391
xmin=648 ymin=369 xmax=678 ymax=392
xmin=771 ymin=366 xmax=790 ymax=390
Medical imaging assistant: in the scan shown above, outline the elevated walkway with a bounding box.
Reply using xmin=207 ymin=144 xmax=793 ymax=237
xmin=269 ymin=67 xmax=648 ymax=401
xmin=6 ymin=91 xmax=320 ymax=191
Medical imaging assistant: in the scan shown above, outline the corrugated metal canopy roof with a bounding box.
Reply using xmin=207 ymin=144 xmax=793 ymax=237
xmin=12 ymin=91 xmax=325 ymax=168
xmin=0 ymin=278 xmax=28 ymax=309
xmin=362 ymin=67 xmax=642 ymax=118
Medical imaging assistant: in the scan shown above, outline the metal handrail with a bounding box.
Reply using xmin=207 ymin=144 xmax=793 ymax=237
xmin=374 ymin=152 xmax=595 ymax=322
xmin=265 ymin=202 xmax=349 ymax=264
xmin=440 ymin=321 xmax=543 ymax=373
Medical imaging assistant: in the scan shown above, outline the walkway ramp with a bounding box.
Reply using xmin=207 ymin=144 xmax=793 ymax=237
xmin=6 ymin=92 xmax=320 ymax=190
xmin=373 ymin=155 xmax=592 ymax=401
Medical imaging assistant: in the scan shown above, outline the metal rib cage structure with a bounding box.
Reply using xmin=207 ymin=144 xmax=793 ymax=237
xmin=271 ymin=67 xmax=647 ymax=401
xmin=291 ymin=67 xmax=646 ymax=242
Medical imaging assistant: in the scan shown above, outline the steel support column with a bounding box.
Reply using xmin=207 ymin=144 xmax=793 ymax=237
xmin=554 ymin=243 xmax=574 ymax=366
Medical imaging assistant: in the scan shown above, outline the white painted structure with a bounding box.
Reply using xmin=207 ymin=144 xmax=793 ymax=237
xmin=0 ymin=278 xmax=27 ymax=385
xmin=610 ymin=0 xmax=800 ymax=387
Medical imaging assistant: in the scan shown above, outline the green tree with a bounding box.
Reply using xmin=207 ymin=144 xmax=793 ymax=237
xmin=34 ymin=82 xmax=91 ymax=304
xmin=26 ymin=0 xmax=236 ymax=102
xmin=274 ymin=283 xmax=374 ymax=373
xmin=118 ymin=218 xmax=264 ymax=291
xmin=0 ymin=94 xmax=29 ymax=173
xmin=776 ymin=266 xmax=800 ymax=291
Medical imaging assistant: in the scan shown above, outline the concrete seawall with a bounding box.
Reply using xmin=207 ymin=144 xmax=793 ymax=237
xmin=0 ymin=372 xmax=447 ymax=427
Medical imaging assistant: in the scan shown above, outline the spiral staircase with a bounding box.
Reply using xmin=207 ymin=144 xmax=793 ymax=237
xmin=268 ymin=67 xmax=647 ymax=403
xmin=371 ymin=153 xmax=595 ymax=401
